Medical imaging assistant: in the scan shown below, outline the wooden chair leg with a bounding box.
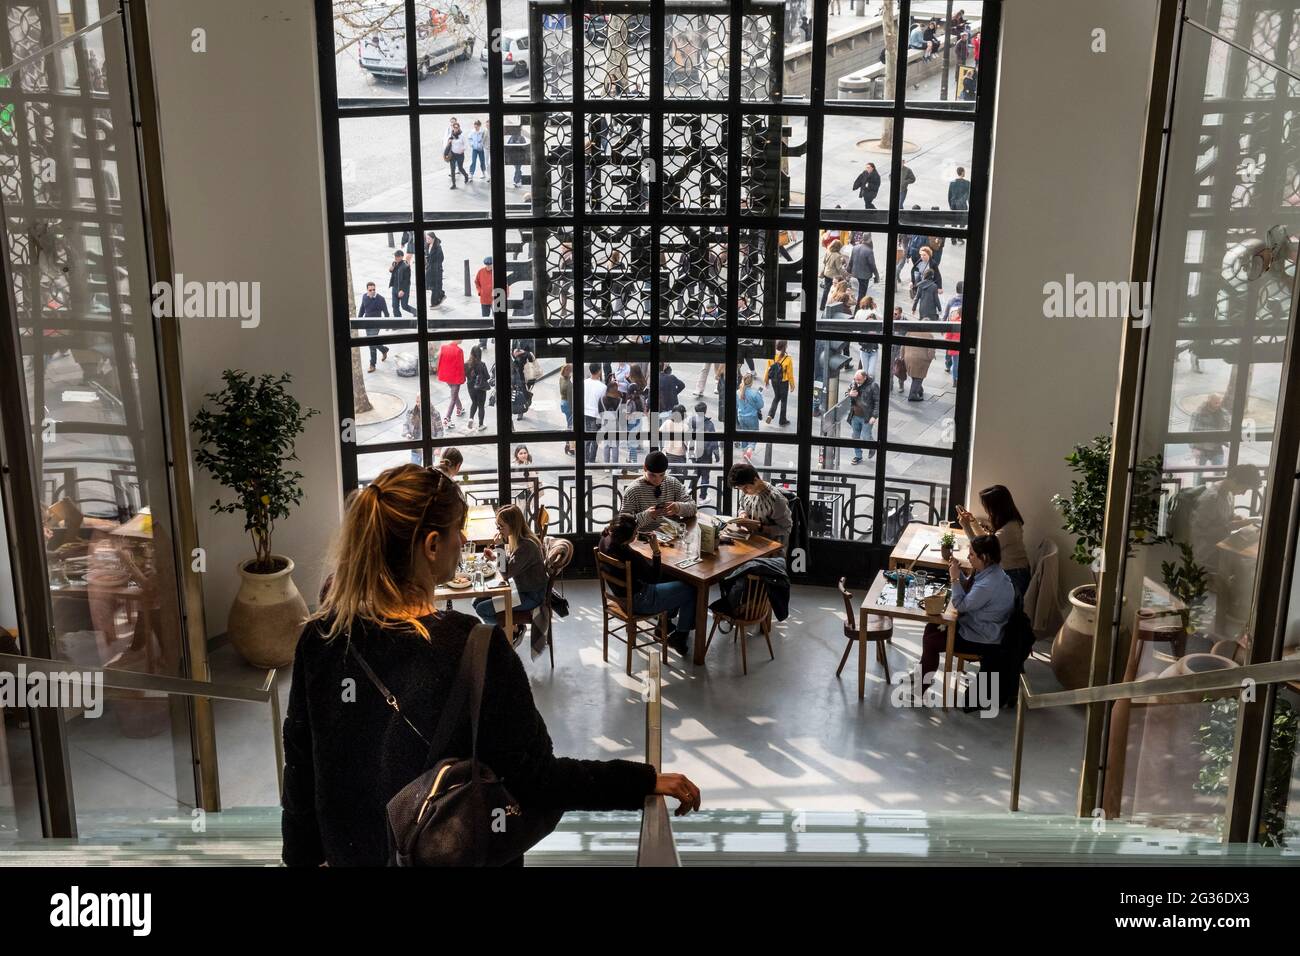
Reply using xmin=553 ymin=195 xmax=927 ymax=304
xmin=739 ymin=624 xmax=748 ymax=675
xmin=763 ymin=623 xmax=774 ymax=662
xmin=626 ymin=620 xmax=635 ymax=676
xmin=659 ymin=613 xmax=669 ymax=662
xmin=548 ymin=625 xmax=555 ymax=669
xmin=602 ymin=615 xmax=609 ymax=663
xmin=877 ymin=639 xmax=891 ymax=683
xmin=835 ymin=639 xmax=854 ymax=677
xmin=704 ymin=616 xmax=720 ymax=654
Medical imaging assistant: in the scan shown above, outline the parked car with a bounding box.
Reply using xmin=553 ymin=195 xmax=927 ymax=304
xmin=481 ymin=28 xmax=531 ymax=77
xmin=358 ymin=4 xmax=475 ymax=82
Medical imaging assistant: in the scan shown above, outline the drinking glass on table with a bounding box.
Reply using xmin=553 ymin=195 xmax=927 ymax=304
xmin=914 ymin=570 xmax=928 ymax=601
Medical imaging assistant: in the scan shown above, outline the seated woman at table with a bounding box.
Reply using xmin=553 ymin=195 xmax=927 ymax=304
xmin=728 ymin=462 xmax=792 ymax=550
xmin=956 ymin=484 xmax=1030 ymax=600
xmin=916 ymin=533 xmax=1015 ymax=698
xmin=599 ymin=512 xmax=696 ymax=657
xmin=473 ymin=504 xmax=548 ymax=644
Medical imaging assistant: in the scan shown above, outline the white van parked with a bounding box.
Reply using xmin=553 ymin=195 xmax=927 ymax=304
xmin=358 ymin=4 xmax=476 ymax=82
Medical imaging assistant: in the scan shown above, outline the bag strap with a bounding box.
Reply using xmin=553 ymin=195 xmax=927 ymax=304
xmin=348 ymin=623 xmax=496 ymax=771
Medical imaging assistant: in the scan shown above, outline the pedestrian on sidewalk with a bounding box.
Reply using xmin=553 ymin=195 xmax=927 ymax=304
xmin=445 ymin=120 xmax=469 ymax=188
xmin=852 ymin=161 xmax=881 ymax=210
xmin=948 ymin=167 xmax=971 ymax=242
xmin=437 ymin=339 xmax=466 ymax=426
xmin=468 ymin=119 xmax=489 ymax=181
xmin=425 ymin=232 xmax=445 ymax=307
xmin=359 ymin=281 xmax=390 ymax=371
xmin=388 ymin=249 xmax=416 ymax=320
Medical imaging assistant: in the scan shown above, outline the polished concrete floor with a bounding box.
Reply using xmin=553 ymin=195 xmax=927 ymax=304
xmin=0 ymin=581 xmax=1084 ymax=835
xmin=202 ymin=579 xmax=1083 ymax=816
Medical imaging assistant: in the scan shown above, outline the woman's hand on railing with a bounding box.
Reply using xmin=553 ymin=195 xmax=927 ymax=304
xmin=654 ymin=772 xmax=701 ymax=816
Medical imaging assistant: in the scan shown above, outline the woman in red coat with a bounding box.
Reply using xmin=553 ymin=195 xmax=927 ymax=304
xmin=437 ymin=339 xmax=466 ymax=426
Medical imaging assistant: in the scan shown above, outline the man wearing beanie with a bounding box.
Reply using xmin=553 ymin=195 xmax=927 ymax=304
xmin=620 ymin=450 xmax=698 ymax=530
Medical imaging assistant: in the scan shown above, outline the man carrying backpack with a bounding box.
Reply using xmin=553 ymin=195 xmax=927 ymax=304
xmin=688 ymin=401 xmax=720 ymax=500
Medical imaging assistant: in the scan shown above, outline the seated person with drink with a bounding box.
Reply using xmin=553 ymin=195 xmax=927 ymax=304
xmin=620 ymin=450 xmax=698 ymax=531
xmin=473 ymin=504 xmax=548 ymax=644
xmin=599 ymin=513 xmax=698 ymax=656
xmin=916 ymin=534 xmax=1015 ymax=699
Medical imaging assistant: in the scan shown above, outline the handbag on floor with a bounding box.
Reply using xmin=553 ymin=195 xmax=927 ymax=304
xmin=349 ymin=624 xmax=561 ymax=866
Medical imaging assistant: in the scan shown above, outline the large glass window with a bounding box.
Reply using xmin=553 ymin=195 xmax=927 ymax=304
xmin=322 ymin=1 xmax=994 ymax=551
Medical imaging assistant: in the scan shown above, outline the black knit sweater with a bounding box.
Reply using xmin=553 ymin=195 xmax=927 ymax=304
xmin=281 ymin=610 xmax=656 ymax=866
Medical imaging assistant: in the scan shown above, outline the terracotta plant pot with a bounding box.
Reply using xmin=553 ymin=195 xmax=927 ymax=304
xmin=227 ymin=556 xmax=308 ymax=668
xmin=940 ymin=544 xmax=953 ymax=561
xmin=1050 ymin=584 xmax=1097 ymax=690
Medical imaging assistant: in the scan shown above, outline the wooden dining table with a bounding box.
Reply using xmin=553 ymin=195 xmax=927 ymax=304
xmin=630 ymin=520 xmax=783 ymax=665
xmin=888 ymin=522 xmax=970 ymax=572
xmin=435 ymin=577 xmax=513 ymax=635
xmin=860 ymin=570 xmax=960 ymax=704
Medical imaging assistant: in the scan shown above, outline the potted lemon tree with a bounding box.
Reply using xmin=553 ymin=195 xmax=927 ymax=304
xmin=192 ymin=371 xmax=318 ymax=668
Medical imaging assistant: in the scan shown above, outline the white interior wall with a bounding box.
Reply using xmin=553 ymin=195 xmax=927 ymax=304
xmin=148 ymin=0 xmax=341 ymax=635
xmin=971 ymin=0 xmax=1161 ymax=595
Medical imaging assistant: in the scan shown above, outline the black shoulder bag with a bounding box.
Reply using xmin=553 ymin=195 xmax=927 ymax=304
xmin=349 ymin=624 xmax=562 ymax=866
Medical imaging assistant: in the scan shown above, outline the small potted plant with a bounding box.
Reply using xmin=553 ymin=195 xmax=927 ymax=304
xmin=1049 ymin=434 xmax=1163 ymax=689
xmin=939 ymin=531 xmax=956 ymax=561
xmin=192 ymin=371 xmax=318 ymax=668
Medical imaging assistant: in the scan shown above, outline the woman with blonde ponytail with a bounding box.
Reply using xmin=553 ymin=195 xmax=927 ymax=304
xmin=283 ymin=464 xmax=699 ymax=866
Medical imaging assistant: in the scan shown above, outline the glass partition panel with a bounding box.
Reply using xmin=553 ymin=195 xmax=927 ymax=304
xmin=1099 ymin=14 xmax=1300 ymax=831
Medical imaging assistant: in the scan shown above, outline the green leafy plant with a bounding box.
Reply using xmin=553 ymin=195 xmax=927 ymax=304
xmin=192 ymin=371 xmax=319 ymax=573
xmin=1161 ymin=542 xmax=1210 ymax=622
xmin=1196 ymin=696 xmax=1298 ymax=847
xmin=1051 ymin=435 xmax=1164 ymax=585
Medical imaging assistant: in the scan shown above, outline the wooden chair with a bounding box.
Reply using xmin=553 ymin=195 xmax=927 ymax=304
xmin=836 ymin=577 xmax=893 ymax=693
xmin=594 ymin=548 xmax=669 ymax=675
xmin=704 ymin=574 xmax=773 ymax=675
xmin=529 ymin=537 xmax=573 ymax=668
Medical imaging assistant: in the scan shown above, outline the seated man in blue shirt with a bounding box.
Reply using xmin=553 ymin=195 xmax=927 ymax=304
xmin=918 ymin=533 xmax=1016 ymax=691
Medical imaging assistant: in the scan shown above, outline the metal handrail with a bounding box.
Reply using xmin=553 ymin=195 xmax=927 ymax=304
xmin=0 ymin=652 xmax=284 ymax=797
xmin=636 ymin=649 xmax=679 ymax=867
xmin=1010 ymin=656 xmax=1300 ymax=814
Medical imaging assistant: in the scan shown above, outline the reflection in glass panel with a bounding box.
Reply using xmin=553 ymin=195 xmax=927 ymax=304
xmin=665 ymin=9 xmax=729 ymax=100
xmin=534 ymin=6 xmax=573 ymax=102
xmin=740 ymin=7 xmax=786 ymax=103
xmin=584 ymin=5 xmax=651 ymax=99
xmin=339 ymin=115 xmax=412 ymax=218
xmin=1102 ymin=22 xmax=1300 ymax=831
